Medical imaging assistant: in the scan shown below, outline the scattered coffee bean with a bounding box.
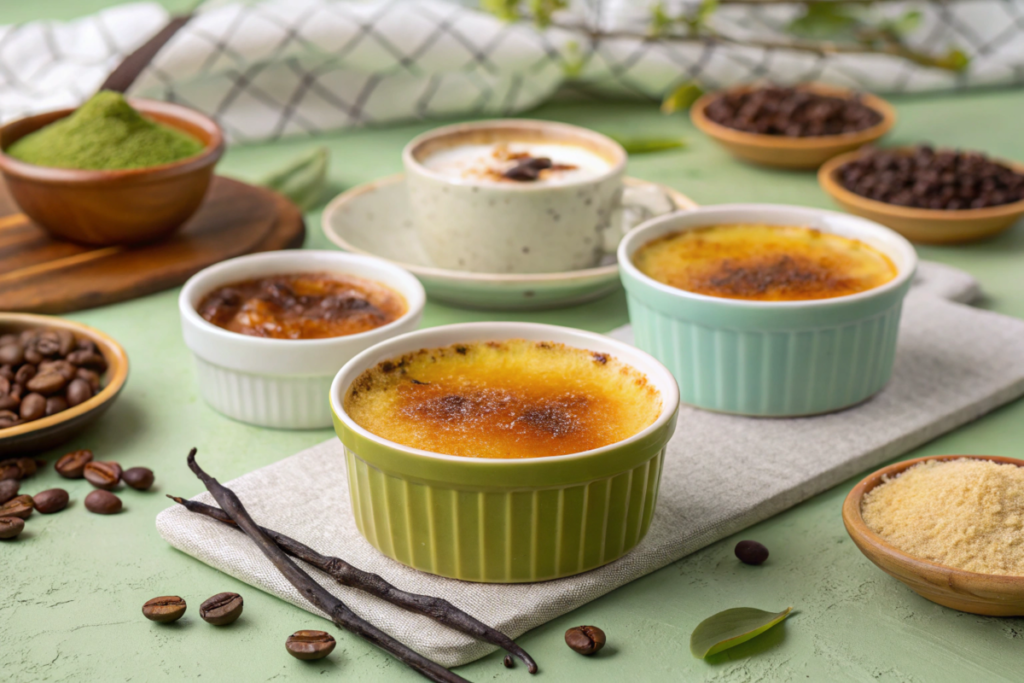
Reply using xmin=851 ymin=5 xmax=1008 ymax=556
xmin=122 ymin=467 xmax=155 ymax=491
xmin=84 ymin=461 xmax=122 ymax=490
xmin=33 ymin=488 xmax=69 ymax=514
xmin=0 ymin=461 xmax=20 ymax=481
xmin=285 ymin=630 xmax=337 ymax=660
xmin=12 ymin=457 xmax=36 ymax=479
xmin=735 ymin=540 xmax=770 ymax=565
xmin=76 ymin=368 xmax=101 ymax=392
xmin=66 ymin=378 xmax=94 ymax=407
xmin=0 ymin=409 xmax=19 ymax=429
xmin=837 ymin=145 xmax=1024 ymax=210
xmin=26 ymin=371 xmax=67 ymax=395
xmin=0 ymin=343 xmax=24 ymax=366
xmin=0 ymin=478 xmax=19 ymax=504
xmin=504 ymin=156 xmax=553 ymax=182
xmin=45 ymin=396 xmax=69 ymax=416
xmin=143 ymin=596 xmax=187 ymax=623
xmin=55 ymin=449 xmax=93 ymax=478
xmin=0 ymin=516 xmax=24 ymax=540
xmin=0 ymin=494 xmax=34 ymax=519
xmin=84 ymin=490 xmax=121 ymax=514
xmin=0 ymin=394 xmax=18 ymax=412
xmin=19 ymin=392 xmax=45 ymax=422
xmin=706 ymin=85 xmax=882 ymax=137
xmin=66 ymin=350 xmax=107 ymax=371
xmin=14 ymin=364 xmax=35 ymax=386
xmin=200 ymin=592 xmax=244 ymax=625
xmin=503 ymin=654 xmax=514 ymax=668
xmin=565 ymin=625 xmax=606 ymax=656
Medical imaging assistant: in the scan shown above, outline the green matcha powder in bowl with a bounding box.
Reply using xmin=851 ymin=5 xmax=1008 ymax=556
xmin=6 ymin=91 xmax=204 ymax=170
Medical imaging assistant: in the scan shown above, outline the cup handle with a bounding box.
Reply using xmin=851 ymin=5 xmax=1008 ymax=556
xmin=602 ymin=185 xmax=678 ymax=254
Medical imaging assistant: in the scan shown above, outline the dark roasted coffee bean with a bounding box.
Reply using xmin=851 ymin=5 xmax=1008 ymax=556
xmin=142 ymin=596 xmax=187 ymax=623
xmin=0 ymin=364 xmax=12 ymax=381
xmin=45 ymin=396 xmax=69 ymax=416
xmin=503 ymin=654 xmax=514 ymax=668
xmin=0 ymin=494 xmax=34 ymax=519
xmin=0 ymin=334 xmax=16 ymax=346
xmin=76 ymin=337 xmax=99 ymax=354
xmin=84 ymin=461 xmax=121 ymax=490
xmin=66 ymin=378 xmax=94 ymax=407
xmin=0 ymin=516 xmax=24 ymax=540
xmin=14 ymin=364 xmax=35 ymax=385
xmin=0 ymin=461 xmax=19 ymax=480
xmin=0 ymin=376 xmax=8 ymax=396
xmin=19 ymin=393 xmax=45 ymax=422
xmin=286 ymin=630 xmax=336 ymax=660
xmin=565 ymin=625 xmax=606 ymax=655
xmin=66 ymin=350 xmax=107 ymax=371
xmin=23 ymin=346 xmax=43 ymax=365
xmin=39 ymin=359 xmax=77 ymax=382
xmin=706 ymin=85 xmax=881 ymax=137
xmin=84 ymin=490 xmax=121 ymax=514
xmin=56 ymin=329 xmax=76 ymax=356
xmin=0 ymin=343 xmax=24 ymax=366
xmin=76 ymin=368 xmax=101 ymax=392
xmin=735 ymin=539 xmax=770 ymax=565
xmin=0 ymin=394 xmax=19 ymax=412
xmin=56 ymin=450 xmax=93 ymax=478
xmin=13 ymin=457 xmax=36 ymax=479
xmin=122 ymin=467 xmax=155 ymax=491
xmin=0 ymin=478 xmax=18 ymax=504
xmin=33 ymin=488 xmax=69 ymax=514
xmin=0 ymin=410 xmax=20 ymax=428
xmin=200 ymin=592 xmax=244 ymax=625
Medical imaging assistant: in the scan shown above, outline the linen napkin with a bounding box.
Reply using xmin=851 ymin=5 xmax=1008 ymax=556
xmin=3 ymin=0 xmax=1023 ymax=140
xmin=156 ymin=260 xmax=1024 ymax=668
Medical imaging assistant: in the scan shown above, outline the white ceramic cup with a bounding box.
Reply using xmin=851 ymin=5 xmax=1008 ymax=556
xmin=179 ymin=250 xmax=425 ymax=429
xmin=402 ymin=120 xmax=627 ymax=274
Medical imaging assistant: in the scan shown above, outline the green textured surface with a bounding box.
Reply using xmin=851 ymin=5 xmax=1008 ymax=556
xmin=4 ymin=3 xmax=1024 ymax=681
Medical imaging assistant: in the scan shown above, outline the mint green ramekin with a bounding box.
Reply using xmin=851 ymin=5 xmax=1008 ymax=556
xmin=618 ymin=204 xmax=918 ymax=417
xmin=330 ymin=322 xmax=679 ymax=583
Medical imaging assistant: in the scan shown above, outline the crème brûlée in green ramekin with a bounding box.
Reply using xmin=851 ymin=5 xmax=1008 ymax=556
xmin=330 ymin=322 xmax=680 ymax=583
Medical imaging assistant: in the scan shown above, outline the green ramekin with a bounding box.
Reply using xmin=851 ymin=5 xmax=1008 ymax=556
xmin=618 ymin=204 xmax=918 ymax=417
xmin=330 ymin=322 xmax=680 ymax=583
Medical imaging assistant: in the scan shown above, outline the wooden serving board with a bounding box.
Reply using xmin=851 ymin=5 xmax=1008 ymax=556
xmin=0 ymin=176 xmax=305 ymax=313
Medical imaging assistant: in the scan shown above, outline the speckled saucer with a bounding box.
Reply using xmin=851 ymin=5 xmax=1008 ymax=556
xmin=321 ymin=174 xmax=695 ymax=310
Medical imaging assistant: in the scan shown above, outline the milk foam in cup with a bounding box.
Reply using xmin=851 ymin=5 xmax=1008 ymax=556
xmin=403 ymin=120 xmax=627 ymax=274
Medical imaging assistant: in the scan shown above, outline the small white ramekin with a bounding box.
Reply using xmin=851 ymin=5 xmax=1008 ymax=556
xmin=179 ymin=250 xmax=425 ymax=429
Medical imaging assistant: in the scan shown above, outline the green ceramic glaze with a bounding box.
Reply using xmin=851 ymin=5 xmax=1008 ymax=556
xmin=330 ymin=322 xmax=680 ymax=583
xmin=619 ymin=205 xmax=918 ymax=417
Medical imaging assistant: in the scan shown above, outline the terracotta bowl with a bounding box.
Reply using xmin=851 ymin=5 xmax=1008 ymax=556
xmin=0 ymin=313 xmax=129 ymax=456
xmin=0 ymin=99 xmax=224 ymax=247
xmin=819 ymin=149 xmax=1024 ymax=244
xmin=843 ymin=455 xmax=1024 ymax=617
xmin=691 ymin=83 xmax=896 ymax=169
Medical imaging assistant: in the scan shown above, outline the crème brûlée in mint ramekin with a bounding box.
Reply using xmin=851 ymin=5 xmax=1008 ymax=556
xmin=330 ymin=322 xmax=679 ymax=583
xmin=618 ymin=204 xmax=917 ymax=417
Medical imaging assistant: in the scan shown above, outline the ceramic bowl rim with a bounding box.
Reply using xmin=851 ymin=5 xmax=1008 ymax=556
xmin=401 ymin=119 xmax=627 ymax=191
xmin=0 ymin=313 xmax=129 ymax=443
xmin=178 ymin=249 xmax=427 ymax=354
xmin=0 ymin=98 xmax=225 ymax=184
xmin=690 ymin=82 xmax=897 ymax=151
xmin=330 ymin=321 xmax=680 ymax=467
xmin=321 ymin=174 xmax=697 ymax=283
xmin=818 ymin=148 xmax=1024 ymax=221
xmin=617 ymin=203 xmax=918 ymax=309
xmin=842 ymin=454 xmax=1024 ymax=584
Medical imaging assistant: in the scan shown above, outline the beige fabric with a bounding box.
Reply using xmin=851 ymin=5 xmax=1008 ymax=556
xmin=156 ymin=261 xmax=1024 ymax=668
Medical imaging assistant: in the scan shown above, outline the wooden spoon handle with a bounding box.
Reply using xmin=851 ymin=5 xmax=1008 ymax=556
xmin=98 ymin=14 xmax=193 ymax=94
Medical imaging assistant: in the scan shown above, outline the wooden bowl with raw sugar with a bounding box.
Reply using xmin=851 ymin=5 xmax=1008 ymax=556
xmin=843 ymin=454 xmax=1024 ymax=617
xmin=691 ymin=82 xmax=896 ymax=169
xmin=0 ymin=99 xmax=224 ymax=247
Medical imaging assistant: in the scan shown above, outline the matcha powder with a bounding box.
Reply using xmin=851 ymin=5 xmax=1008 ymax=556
xmin=6 ymin=91 xmax=205 ymax=170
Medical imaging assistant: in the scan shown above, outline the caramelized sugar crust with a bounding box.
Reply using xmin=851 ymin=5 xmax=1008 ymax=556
xmin=198 ymin=272 xmax=407 ymax=339
xmin=633 ymin=224 xmax=897 ymax=301
xmin=344 ymin=339 xmax=662 ymax=459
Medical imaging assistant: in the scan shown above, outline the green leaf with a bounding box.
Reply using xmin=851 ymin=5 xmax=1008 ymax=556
xmin=935 ymin=48 xmax=970 ymax=71
xmin=528 ymin=0 xmax=567 ymax=27
xmin=690 ymin=607 xmax=792 ymax=659
xmin=661 ymin=81 xmax=704 ymax=114
xmin=787 ymin=2 xmax=862 ymax=41
xmin=696 ymin=0 xmax=719 ymax=26
xmin=481 ymin=0 xmax=520 ymax=22
xmin=884 ymin=10 xmax=922 ymax=37
xmin=562 ymin=40 xmax=585 ymax=78
xmin=259 ymin=146 xmax=329 ymax=211
xmin=650 ymin=2 xmax=673 ymax=36
xmin=607 ymin=135 xmax=686 ymax=155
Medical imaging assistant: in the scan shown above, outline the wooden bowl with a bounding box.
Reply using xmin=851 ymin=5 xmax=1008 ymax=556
xmin=819 ymin=149 xmax=1024 ymax=244
xmin=0 ymin=99 xmax=224 ymax=247
xmin=690 ymin=83 xmax=896 ymax=169
xmin=0 ymin=313 xmax=129 ymax=456
xmin=843 ymin=455 xmax=1024 ymax=616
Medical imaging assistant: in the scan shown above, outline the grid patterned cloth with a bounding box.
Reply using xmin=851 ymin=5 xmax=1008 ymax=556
xmin=1 ymin=0 xmax=1022 ymax=141
xmin=156 ymin=261 xmax=1024 ymax=668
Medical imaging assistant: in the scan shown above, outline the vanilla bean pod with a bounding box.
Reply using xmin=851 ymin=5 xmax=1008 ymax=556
xmin=169 ymin=495 xmax=538 ymax=674
xmin=185 ymin=449 xmax=469 ymax=683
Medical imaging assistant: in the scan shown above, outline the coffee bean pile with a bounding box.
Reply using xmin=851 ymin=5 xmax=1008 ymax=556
xmin=705 ymin=85 xmax=882 ymax=137
xmin=0 ymin=449 xmax=156 ymax=540
xmin=836 ymin=145 xmax=1024 ymax=210
xmin=0 ymin=328 xmax=106 ymax=429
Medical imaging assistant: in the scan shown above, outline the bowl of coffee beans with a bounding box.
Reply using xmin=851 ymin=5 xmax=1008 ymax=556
xmin=819 ymin=145 xmax=1024 ymax=244
xmin=691 ymin=82 xmax=895 ymax=169
xmin=0 ymin=313 xmax=128 ymax=455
